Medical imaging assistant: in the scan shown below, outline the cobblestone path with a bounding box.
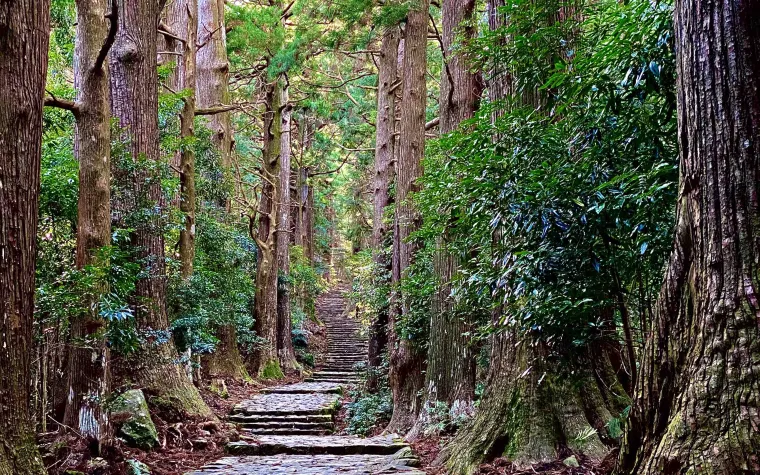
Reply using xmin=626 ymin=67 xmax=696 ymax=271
xmin=189 ymin=288 xmax=425 ymax=474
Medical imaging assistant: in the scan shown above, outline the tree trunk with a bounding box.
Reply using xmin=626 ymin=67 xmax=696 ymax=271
xmin=276 ymin=78 xmax=297 ymax=370
xmin=305 ymin=174 xmax=315 ymax=264
xmin=437 ymin=1 xmax=612 ymax=470
xmin=251 ymin=79 xmax=283 ymax=379
xmin=162 ymin=0 xmax=198 ymax=280
xmin=63 ymin=0 xmax=115 ymax=452
xmin=368 ymin=25 xmax=400 ymax=390
xmin=109 ymin=0 xmax=211 ymax=417
xmin=388 ymin=0 xmax=429 ymax=434
xmin=411 ymin=0 xmax=481 ymax=438
xmin=618 ymin=1 xmax=760 ymax=472
xmin=203 ymin=324 xmax=249 ymax=380
xmin=197 ymin=0 xmax=233 ymax=192
xmin=0 ymin=3 xmax=50 ymax=474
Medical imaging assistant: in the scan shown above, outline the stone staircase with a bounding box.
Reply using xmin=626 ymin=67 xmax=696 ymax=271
xmin=188 ymin=287 xmax=424 ymax=474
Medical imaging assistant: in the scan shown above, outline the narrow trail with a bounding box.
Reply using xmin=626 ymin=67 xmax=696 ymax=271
xmin=190 ymin=287 xmax=424 ymax=474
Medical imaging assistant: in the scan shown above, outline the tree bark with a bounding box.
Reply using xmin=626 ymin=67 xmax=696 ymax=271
xmin=109 ymin=0 xmax=211 ymax=417
xmin=251 ymin=79 xmax=283 ymax=379
xmin=0 ymin=3 xmax=51 ymax=474
xmin=162 ymin=0 xmax=199 ymax=280
xmin=411 ymin=0 xmax=480 ymax=438
xmin=197 ymin=0 xmax=233 ymax=188
xmin=388 ymin=0 xmax=429 ymax=434
xmin=276 ymin=79 xmax=297 ymax=370
xmin=368 ymin=25 xmax=400 ymax=390
xmin=63 ymin=0 xmax=116 ymax=452
xmin=618 ymin=1 xmax=760 ymax=472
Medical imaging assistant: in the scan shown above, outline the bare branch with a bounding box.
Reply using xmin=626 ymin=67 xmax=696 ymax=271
xmin=44 ymin=90 xmax=80 ymax=116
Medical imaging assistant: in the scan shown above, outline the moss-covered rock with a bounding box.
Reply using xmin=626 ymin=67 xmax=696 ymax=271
xmin=110 ymin=389 xmax=159 ymax=450
xmin=126 ymin=459 xmax=151 ymax=474
xmin=260 ymin=359 xmax=284 ymax=379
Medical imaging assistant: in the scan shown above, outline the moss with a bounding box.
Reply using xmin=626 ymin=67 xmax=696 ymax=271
xmin=111 ymin=390 xmax=159 ymax=450
xmin=259 ymin=359 xmax=284 ymax=379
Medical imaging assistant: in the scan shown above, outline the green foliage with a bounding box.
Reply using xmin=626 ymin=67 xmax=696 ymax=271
xmin=346 ymin=361 xmax=393 ymax=436
xmin=418 ymin=0 xmax=677 ymax=356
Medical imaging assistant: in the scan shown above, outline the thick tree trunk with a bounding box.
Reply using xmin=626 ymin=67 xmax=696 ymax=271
xmin=440 ymin=331 xmax=610 ymax=474
xmin=388 ymin=0 xmax=429 ymax=434
xmin=438 ymin=0 xmax=612 ymax=470
xmin=194 ymin=0 xmax=248 ymax=380
xmin=276 ymin=79 xmax=297 ymax=370
xmin=203 ymin=324 xmax=249 ymax=379
xmin=0 ymin=4 xmax=50 ymax=474
xmin=63 ymin=0 xmax=115 ymax=452
xmin=110 ymin=0 xmax=211 ymax=417
xmin=618 ymin=1 xmax=760 ymax=473
xmin=411 ymin=0 xmax=481 ymax=438
xmin=367 ymin=26 xmax=400 ymax=389
xmin=251 ymin=79 xmax=283 ymax=379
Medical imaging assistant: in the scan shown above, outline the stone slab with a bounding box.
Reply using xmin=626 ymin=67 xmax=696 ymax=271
xmin=232 ymin=393 xmax=341 ymax=415
xmin=227 ymin=434 xmax=409 ymax=456
xmin=187 ymin=454 xmax=425 ymax=474
xmin=262 ymin=381 xmax=344 ymax=394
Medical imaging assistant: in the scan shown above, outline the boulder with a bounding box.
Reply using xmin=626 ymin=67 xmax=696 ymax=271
xmin=111 ymin=389 xmax=159 ymax=450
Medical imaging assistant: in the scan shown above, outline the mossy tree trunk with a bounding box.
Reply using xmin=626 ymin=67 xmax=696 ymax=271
xmin=0 ymin=2 xmax=51 ymax=473
xmin=109 ymin=0 xmax=211 ymax=418
xmin=618 ymin=0 xmax=760 ymax=472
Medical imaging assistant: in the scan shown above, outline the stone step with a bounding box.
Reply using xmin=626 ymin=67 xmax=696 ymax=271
xmin=238 ymin=421 xmax=334 ymax=430
xmin=227 ymin=434 xmax=409 ymax=457
xmin=188 ymin=453 xmax=425 ymax=475
xmin=229 ymin=414 xmax=333 ymax=424
xmin=232 ymin=393 xmax=341 ymax=416
xmin=242 ymin=428 xmax=332 ymax=436
xmin=262 ymin=382 xmax=344 ymax=395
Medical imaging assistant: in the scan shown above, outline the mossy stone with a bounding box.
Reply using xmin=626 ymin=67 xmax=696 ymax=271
xmin=110 ymin=389 xmax=159 ymax=450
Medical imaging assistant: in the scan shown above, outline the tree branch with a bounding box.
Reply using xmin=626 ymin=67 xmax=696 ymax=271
xmin=425 ymin=117 xmax=440 ymax=130
xmin=44 ymin=90 xmax=80 ymax=116
xmin=94 ymin=0 xmax=118 ymax=72
xmin=195 ymin=104 xmax=240 ymax=116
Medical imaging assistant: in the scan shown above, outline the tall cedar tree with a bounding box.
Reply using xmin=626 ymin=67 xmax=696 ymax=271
xmin=367 ymin=25 xmax=401 ymax=388
xmin=277 ymin=78 xmax=298 ymax=370
xmin=109 ymin=0 xmax=211 ymax=416
xmin=413 ymin=0 xmax=481 ymax=437
xmin=252 ymin=78 xmax=284 ymax=378
xmin=439 ymin=2 xmax=614 ymax=472
xmin=0 ymin=2 xmax=51 ymax=474
xmin=388 ymin=0 xmax=430 ymax=433
xmin=62 ymin=0 xmax=117 ymax=451
xmin=618 ymin=0 xmax=760 ymax=472
xmin=195 ymin=0 xmax=249 ymax=380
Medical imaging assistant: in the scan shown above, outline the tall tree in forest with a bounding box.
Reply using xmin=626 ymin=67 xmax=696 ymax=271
xmin=109 ymin=0 xmax=210 ymax=416
xmin=619 ymin=1 xmax=760 ymax=472
xmin=60 ymin=0 xmax=118 ymax=452
xmin=161 ymin=0 xmax=198 ymax=280
xmin=251 ymin=78 xmax=284 ymax=378
xmin=368 ymin=25 xmax=401 ymax=388
xmin=388 ymin=0 xmax=430 ymax=433
xmin=412 ymin=0 xmax=480 ymax=436
xmin=195 ymin=0 xmax=248 ymax=380
xmin=438 ymin=1 xmax=613 ymax=471
xmin=276 ymin=78 xmax=298 ymax=369
xmin=0 ymin=2 xmax=51 ymax=473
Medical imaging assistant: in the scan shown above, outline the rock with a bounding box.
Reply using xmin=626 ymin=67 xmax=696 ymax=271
xmin=87 ymin=458 xmax=108 ymax=469
xmin=563 ymin=455 xmax=580 ymax=468
xmin=110 ymin=389 xmax=159 ymax=450
xmin=193 ymin=438 xmax=210 ymax=449
xmin=126 ymin=459 xmax=151 ymax=474
xmin=199 ymin=420 xmax=221 ymax=433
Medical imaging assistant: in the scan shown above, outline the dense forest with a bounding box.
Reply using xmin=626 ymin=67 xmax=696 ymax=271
xmin=1 ymin=0 xmax=759 ymax=474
